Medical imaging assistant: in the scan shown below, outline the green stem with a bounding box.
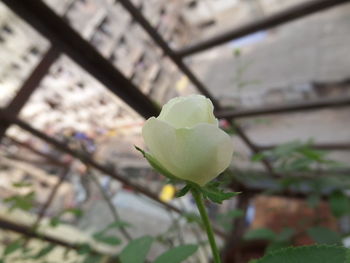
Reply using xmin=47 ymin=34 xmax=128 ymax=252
xmin=191 ymin=188 xmax=222 ymax=263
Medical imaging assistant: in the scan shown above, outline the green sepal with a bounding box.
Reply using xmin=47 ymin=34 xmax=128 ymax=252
xmin=135 ymin=146 xmax=179 ymax=181
xmin=175 ymin=185 xmax=191 ymax=197
xmin=175 ymin=181 xmax=240 ymax=203
xmin=200 ymin=181 xmax=240 ymax=204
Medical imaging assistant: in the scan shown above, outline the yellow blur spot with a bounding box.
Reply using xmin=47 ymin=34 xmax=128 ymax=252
xmin=159 ymin=184 xmax=176 ymax=203
xmin=175 ymin=76 xmax=189 ymax=92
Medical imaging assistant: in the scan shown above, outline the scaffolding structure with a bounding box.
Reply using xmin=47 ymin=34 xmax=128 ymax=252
xmin=0 ymin=0 xmax=350 ymax=262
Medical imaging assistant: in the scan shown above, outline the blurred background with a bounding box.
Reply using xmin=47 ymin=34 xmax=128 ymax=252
xmin=0 ymin=0 xmax=350 ymax=262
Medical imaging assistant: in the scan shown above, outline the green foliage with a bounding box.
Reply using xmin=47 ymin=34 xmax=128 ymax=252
xmin=275 ymin=228 xmax=295 ymax=243
xmin=50 ymin=208 xmax=84 ymax=227
xmin=91 ymin=220 xmax=131 ymax=246
xmin=2 ymin=239 xmax=23 ymax=257
xmin=77 ymin=243 xmax=92 ymax=255
xmin=330 ymin=191 xmax=350 ymax=218
xmin=82 ymin=254 xmax=103 ymax=263
xmin=92 ymin=233 xmax=121 ymax=246
xmin=92 ymin=220 xmax=131 ymax=246
xmin=244 ymin=227 xmax=296 ymax=253
xmin=254 ymin=245 xmax=348 ymax=263
xmin=106 ymin=220 xmax=132 ymax=229
xmin=4 ymin=191 xmax=36 ymax=212
xmin=12 ymin=182 xmax=33 ymax=188
xmin=244 ymin=228 xmax=276 ymax=241
xmin=266 ymin=228 xmax=296 ymax=253
xmin=64 ymin=208 xmax=84 ymax=217
xmin=31 ymin=244 xmax=55 ymax=260
xmin=307 ymin=227 xmax=342 ymax=245
xmin=153 ymin=244 xmax=198 ymax=263
xmin=216 ymin=209 xmax=244 ymax=231
xmin=119 ymin=236 xmax=154 ymax=263
xmin=251 ymin=140 xmax=337 ymax=174
xmin=182 ymin=212 xmax=203 ymax=227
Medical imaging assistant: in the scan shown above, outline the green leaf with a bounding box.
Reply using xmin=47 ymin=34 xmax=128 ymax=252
xmin=119 ymin=236 xmax=154 ymax=263
xmin=330 ymin=191 xmax=350 ymax=218
xmin=63 ymin=208 xmax=84 ymax=217
xmin=82 ymin=254 xmax=102 ymax=263
xmin=255 ymin=245 xmax=347 ymax=263
xmin=175 ymin=185 xmax=191 ymax=198
xmin=266 ymin=241 xmax=290 ymax=253
xmin=251 ymin=152 xmax=265 ymax=162
xmin=135 ymin=146 xmax=179 ymax=181
xmin=201 ymin=182 xmax=240 ymax=204
xmin=218 ymin=209 xmax=244 ymax=220
xmin=106 ymin=220 xmax=132 ymax=229
xmin=77 ymin=243 xmax=91 ymax=255
xmin=3 ymin=240 xmax=22 ymax=256
xmin=92 ymin=233 xmax=121 ymax=246
xmin=32 ymin=244 xmax=55 ymax=259
xmin=298 ymin=148 xmax=325 ymax=161
xmin=266 ymin=228 xmax=296 ymax=253
xmin=288 ymin=158 xmax=312 ymax=171
xmin=50 ymin=208 xmax=84 ymax=227
xmin=12 ymin=182 xmax=32 ymax=188
xmin=4 ymin=191 xmax=35 ymax=212
xmin=49 ymin=216 xmax=60 ymax=227
xmin=244 ymin=228 xmax=276 ymax=241
xmin=92 ymin=220 xmax=130 ymax=246
xmin=217 ymin=209 xmax=244 ymax=231
xmin=275 ymin=228 xmax=295 ymax=242
xmin=182 ymin=213 xmax=203 ymax=226
xmin=153 ymin=244 xmax=198 ymax=263
xmin=307 ymin=227 xmax=341 ymax=245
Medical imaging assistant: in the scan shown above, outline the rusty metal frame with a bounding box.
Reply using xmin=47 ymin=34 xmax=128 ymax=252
xmin=216 ymin=96 xmax=350 ymax=119
xmin=175 ymin=0 xmax=350 ymax=57
xmin=0 ymin=47 xmax=60 ymax=141
xmin=1 ymin=0 xmax=350 ymax=257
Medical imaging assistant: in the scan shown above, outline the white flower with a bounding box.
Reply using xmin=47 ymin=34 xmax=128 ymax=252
xmin=142 ymin=95 xmax=233 ymax=186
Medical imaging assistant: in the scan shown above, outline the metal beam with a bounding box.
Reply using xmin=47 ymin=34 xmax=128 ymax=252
xmin=0 ymin=218 xmax=102 ymax=255
xmin=231 ymin=122 xmax=277 ymax=176
xmin=216 ymin=96 xmax=350 ymax=119
xmin=4 ymin=136 xmax=67 ymax=167
xmin=175 ymin=0 xmax=350 ymax=57
xmin=259 ymin=142 xmax=350 ymax=151
xmin=0 ymin=218 xmax=75 ymax=249
xmin=2 ymin=0 xmax=159 ymax=119
xmin=117 ymin=0 xmax=219 ymax=107
xmin=0 ymin=47 xmax=60 ymax=141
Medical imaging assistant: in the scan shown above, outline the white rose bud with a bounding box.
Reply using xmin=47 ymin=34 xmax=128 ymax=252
xmin=142 ymin=94 xmax=233 ymax=186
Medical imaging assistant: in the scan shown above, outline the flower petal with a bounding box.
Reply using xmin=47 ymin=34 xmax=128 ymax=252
xmin=142 ymin=117 xmax=233 ymax=186
xmin=173 ymin=123 xmax=233 ymax=185
xmin=142 ymin=117 xmax=180 ymax=175
xmin=158 ymin=95 xmax=217 ymax=128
